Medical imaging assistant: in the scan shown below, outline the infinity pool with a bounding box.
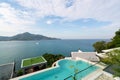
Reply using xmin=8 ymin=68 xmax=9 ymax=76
xmin=20 ymin=59 xmax=99 ymax=80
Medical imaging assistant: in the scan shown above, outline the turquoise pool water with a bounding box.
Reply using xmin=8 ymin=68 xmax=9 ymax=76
xmin=20 ymin=59 xmax=99 ymax=80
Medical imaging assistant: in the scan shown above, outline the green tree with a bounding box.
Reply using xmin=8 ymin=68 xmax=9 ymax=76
xmin=93 ymin=41 xmax=106 ymax=53
xmin=106 ymin=42 xmax=114 ymax=49
xmin=111 ymin=29 xmax=120 ymax=48
xmin=42 ymin=53 xmax=64 ymax=67
xmin=93 ymin=29 xmax=120 ymax=52
xmin=17 ymin=69 xmax=23 ymax=76
xmin=102 ymin=50 xmax=120 ymax=77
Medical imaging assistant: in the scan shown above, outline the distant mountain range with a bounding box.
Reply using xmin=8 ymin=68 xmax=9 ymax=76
xmin=0 ymin=32 xmax=60 ymax=41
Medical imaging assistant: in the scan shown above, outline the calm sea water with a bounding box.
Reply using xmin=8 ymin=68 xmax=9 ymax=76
xmin=0 ymin=39 xmax=109 ymax=70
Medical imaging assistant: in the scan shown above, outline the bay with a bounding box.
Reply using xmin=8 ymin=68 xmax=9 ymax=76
xmin=0 ymin=39 xmax=109 ymax=70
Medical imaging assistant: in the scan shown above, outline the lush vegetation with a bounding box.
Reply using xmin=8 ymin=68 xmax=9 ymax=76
xmin=101 ymin=50 xmax=120 ymax=77
xmin=16 ymin=69 xmax=24 ymax=76
xmin=93 ymin=29 xmax=120 ymax=77
xmin=93 ymin=29 xmax=120 ymax=53
xmin=93 ymin=41 xmax=106 ymax=53
xmin=42 ymin=53 xmax=64 ymax=67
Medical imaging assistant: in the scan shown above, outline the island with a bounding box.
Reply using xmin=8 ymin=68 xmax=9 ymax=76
xmin=0 ymin=32 xmax=60 ymax=41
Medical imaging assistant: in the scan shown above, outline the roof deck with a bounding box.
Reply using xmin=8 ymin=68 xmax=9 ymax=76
xmin=21 ymin=56 xmax=47 ymax=68
xmin=0 ymin=62 xmax=14 ymax=80
xmin=71 ymin=50 xmax=99 ymax=62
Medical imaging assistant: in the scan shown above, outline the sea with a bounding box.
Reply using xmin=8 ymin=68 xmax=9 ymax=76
xmin=0 ymin=39 xmax=109 ymax=70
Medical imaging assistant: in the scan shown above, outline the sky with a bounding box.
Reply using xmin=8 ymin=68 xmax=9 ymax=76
xmin=0 ymin=0 xmax=120 ymax=39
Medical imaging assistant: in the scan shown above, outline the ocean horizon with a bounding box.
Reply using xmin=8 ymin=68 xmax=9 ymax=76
xmin=0 ymin=39 xmax=110 ymax=70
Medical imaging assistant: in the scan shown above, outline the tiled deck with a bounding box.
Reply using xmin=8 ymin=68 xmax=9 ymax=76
xmin=71 ymin=52 xmax=99 ymax=62
xmin=95 ymin=73 xmax=114 ymax=80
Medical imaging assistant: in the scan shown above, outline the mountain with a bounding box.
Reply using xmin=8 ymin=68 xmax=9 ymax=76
xmin=0 ymin=32 xmax=60 ymax=41
xmin=0 ymin=36 xmax=10 ymax=41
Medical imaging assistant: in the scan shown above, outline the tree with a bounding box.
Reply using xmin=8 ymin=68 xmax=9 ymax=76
xmin=106 ymin=42 xmax=114 ymax=49
xmin=102 ymin=50 xmax=120 ymax=77
xmin=42 ymin=53 xmax=64 ymax=67
xmin=111 ymin=29 xmax=120 ymax=48
xmin=17 ymin=69 xmax=23 ymax=76
xmin=93 ymin=41 xmax=106 ymax=53
xmin=93 ymin=29 xmax=120 ymax=52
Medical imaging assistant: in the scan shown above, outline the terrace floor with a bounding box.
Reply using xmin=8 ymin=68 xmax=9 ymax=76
xmin=0 ymin=62 xmax=14 ymax=80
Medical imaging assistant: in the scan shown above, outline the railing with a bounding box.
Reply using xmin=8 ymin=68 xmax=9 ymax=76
xmin=64 ymin=75 xmax=73 ymax=80
xmin=64 ymin=61 xmax=100 ymax=80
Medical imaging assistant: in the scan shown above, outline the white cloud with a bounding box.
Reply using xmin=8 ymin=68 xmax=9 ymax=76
xmin=55 ymin=23 xmax=120 ymax=39
xmin=16 ymin=0 xmax=120 ymax=23
xmin=0 ymin=2 xmax=38 ymax=36
xmin=46 ymin=20 xmax=53 ymax=24
xmin=0 ymin=3 xmax=35 ymax=25
xmin=15 ymin=0 xmax=120 ymax=39
xmin=0 ymin=0 xmax=120 ymax=38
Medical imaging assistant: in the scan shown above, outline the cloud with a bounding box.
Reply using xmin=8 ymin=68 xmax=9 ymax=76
xmin=0 ymin=2 xmax=37 ymax=36
xmin=15 ymin=0 xmax=120 ymax=39
xmin=56 ymin=23 xmax=120 ymax=39
xmin=16 ymin=0 xmax=120 ymax=23
xmin=0 ymin=0 xmax=120 ymax=38
xmin=0 ymin=2 xmax=35 ymax=25
xmin=46 ymin=20 xmax=53 ymax=24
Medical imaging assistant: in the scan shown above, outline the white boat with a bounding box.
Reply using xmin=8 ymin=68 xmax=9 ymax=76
xmin=36 ymin=42 xmax=39 ymax=45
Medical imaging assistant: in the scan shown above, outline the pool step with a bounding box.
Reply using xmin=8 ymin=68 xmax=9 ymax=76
xmin=95 ymin=73 xmax=114 ymax=80
xmin=82 ymin=69 xmax=103 ymax=80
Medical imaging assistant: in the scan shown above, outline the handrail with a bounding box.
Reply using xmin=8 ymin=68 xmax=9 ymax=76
xmin=64 ymin=75 xmax=73 ymax=80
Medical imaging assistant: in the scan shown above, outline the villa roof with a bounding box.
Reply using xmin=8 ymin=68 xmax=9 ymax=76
xmin=0 ymin=62 xmax=14 ymax=80
xmin=71 ymin=52 xmax=99 ymax=62
xmin=102 ymin=47 xmax=120 ymax=53
xmin=21 ymin=56 xmax=47 ymax=68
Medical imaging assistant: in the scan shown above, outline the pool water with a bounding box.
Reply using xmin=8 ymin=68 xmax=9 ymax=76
xmin=20 ymin=59 xmax=99 ymax=80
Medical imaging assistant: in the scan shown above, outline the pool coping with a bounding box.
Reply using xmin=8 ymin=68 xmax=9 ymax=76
xmin=10 ymin=59 xmax=62 ymax=80
xmin=10 ymin=58 xmax=101 ymax=80
xmin=10 ymin=66 xmax=59 ymax=80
